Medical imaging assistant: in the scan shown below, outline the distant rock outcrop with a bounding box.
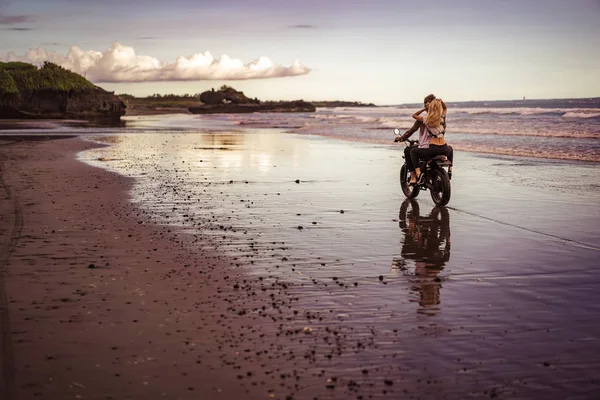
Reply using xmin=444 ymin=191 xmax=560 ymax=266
xmin=0 ymin=61 xmax=126 ymax=120
xmin=189 ymin=100 xmax=316 ymax=114
xmin=311 ymin=100 xmax=376 ymax=108
xmin=190 ymin=86 xmax=315 ymax=114
xmin=199 ymin=86 xmax=260 ymax=105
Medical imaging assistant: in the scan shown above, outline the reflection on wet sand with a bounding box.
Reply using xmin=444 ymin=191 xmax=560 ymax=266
xmin=393 ymin=199 xmax=451 ymax=315
xmin=199 ymin=133 xmax=243 ymax=149
xmin=90 ymin=135 xmax=123 ymax=145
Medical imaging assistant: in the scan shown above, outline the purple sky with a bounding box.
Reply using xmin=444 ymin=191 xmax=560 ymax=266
xmin=1 ymin=0 xmax=599 ymax=103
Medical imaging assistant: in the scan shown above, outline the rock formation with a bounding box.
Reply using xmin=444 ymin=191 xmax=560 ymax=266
xmin=190 ymin=86 xmax=315 ymax=114
xmin=199 ymin=86 xmax=260 ymax=105
xmin=0 ymin=61 xmax=126 ymax=120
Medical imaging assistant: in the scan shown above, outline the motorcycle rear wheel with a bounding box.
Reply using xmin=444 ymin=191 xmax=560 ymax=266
xmin=429 ymin=168 xmax=451 ymax=206
xmin=400 ymin=164 xmax=420 ymax=199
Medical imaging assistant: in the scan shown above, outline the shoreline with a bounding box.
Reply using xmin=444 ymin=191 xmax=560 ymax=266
xmin=2 ymin=134 xmax=435 ymax=400
xmin=0 ymin=137 xmax=272 ymax=399
xmin=2 ymin=108 xmax=599 ymax=164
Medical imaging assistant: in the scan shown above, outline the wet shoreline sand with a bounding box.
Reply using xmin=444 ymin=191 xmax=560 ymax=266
xmin=1 ymin=133 xmax=600 ymax=399
xmin=0 ymin=137 xmax=276 ymax=399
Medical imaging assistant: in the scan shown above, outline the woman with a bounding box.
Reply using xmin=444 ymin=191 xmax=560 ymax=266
xmin=396 ymin=94 xmax=436 ymax=182
xmin=409 ymin=98 xmax=453 ymax=184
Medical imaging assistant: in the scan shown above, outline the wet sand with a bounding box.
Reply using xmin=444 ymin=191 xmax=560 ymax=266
xmin=0 ymin=137 xmax=271 ymax=399
xmin=1 ymin=132 xmax=600 ymax=400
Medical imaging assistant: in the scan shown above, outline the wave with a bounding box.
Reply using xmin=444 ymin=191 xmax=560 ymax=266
xmin=317 ymin=107 xmax=600 ymax=124
xmin=325 ymin=105 xmax=600 ymax=117
xmin=377 ymin=117 xmax=404 ymax=128
xmin=562 ymin=111 xmax=600 ymax=119
xmin=454 ymin=144 xmax=600 ymax=163
xmin=280 ymin=130 xmax=600 ymax=163
xmin=292 ymin=122 xmax=600 ymax=140
xmin=450 ymin=107 xmax=600 ymax=117
xmin=447 ymin=127 xmax=600 ymax=139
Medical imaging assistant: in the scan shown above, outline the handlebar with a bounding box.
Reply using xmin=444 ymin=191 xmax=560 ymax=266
xmin=393 ymin=128 xmax=419 ymax=146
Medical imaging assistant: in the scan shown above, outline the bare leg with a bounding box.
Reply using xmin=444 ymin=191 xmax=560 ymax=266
xmin=409 ymin=171 xmax=417 ymax=184
xmin=410 ymin=167 xmax=421 ymax=184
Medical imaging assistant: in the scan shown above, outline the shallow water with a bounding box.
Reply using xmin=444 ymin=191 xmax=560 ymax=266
xmin=207 ymin=101 xmax=600 ymax=162
xmin=74 ymin=125 xmax=600 ymax=398
xmin=4 ymin=98 xmax=600 ymax=164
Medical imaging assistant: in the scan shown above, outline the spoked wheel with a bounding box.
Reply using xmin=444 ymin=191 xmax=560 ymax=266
xmin=400 ymin=164 xmax=420 ymax=199
xmin=429 ymin=168 xmax=451 ymax=206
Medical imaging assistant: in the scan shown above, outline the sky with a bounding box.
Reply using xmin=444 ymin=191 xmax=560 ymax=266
xmin=1 ymin=0 xmax=599 ymax=104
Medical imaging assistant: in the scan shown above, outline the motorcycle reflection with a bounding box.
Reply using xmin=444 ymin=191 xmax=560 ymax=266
xmin=392 ymin=199 xmax=451 ymax=315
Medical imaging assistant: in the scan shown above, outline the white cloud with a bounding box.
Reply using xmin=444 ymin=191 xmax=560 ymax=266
xmin=1 ymin=42 xmax=311 ymax=82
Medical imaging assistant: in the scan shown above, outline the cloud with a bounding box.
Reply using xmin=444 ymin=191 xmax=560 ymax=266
xmin=0 ymin=14 xmax=29 ymax=25
xmin=289 ymin=24 xmax=317 ymax=29
xmin=0 ymin=42 xmax=311 ymax=82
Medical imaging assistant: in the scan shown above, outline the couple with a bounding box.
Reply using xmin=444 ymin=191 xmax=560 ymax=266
xmin=395 ymin=94 xmax=454 ymax=185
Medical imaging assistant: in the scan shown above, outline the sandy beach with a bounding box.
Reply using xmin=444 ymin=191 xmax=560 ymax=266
xmin=1 ymin=129 xmax=600 ymax=400
xmin=0 ymin=137 xmax=274 ymax=400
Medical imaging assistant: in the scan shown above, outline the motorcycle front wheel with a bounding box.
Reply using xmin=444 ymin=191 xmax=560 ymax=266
xmin=398 ymin=198 xmax=420 ymax=229
xmin=429 ymin=168 xmax=451 ymax=206
xmin=400 ymin=164 xmax=420 ymax=199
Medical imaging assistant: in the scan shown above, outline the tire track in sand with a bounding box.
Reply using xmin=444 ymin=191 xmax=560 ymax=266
xmin=448 ymin=206 xmax=600 ymax=251
xmin=0 ymin=135 xmax=73 ymax=399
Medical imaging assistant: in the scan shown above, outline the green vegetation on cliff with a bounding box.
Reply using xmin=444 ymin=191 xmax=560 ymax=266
xmin=0 ymin=61 xmax=95 ymax=94
xmin=119 ymin=93 xmax=199 ymax=108
xmin=0 ymin=69 xmax=18 ymax=95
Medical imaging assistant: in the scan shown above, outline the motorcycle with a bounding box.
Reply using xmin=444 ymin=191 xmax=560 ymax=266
xmin=393 ymin=128 xmax=452 ymax=206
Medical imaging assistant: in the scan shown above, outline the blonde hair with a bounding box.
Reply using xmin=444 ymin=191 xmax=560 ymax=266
xmin=425 ymin=99 xmax=443 ymax=127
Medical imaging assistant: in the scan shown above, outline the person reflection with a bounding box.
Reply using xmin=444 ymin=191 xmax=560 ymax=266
xmin=393 ymin=199 xmax=451 ymax=314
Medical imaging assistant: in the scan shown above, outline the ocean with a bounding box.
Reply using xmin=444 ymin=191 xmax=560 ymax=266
xmin=197 ymin=97 xmax=600 ymax=163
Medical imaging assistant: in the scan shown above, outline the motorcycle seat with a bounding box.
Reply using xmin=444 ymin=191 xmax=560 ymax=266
xmin=430 ymin=155 xmax=447 ymax=162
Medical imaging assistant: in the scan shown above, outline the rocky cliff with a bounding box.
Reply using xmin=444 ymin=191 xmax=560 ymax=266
xmin=0 ymin=62 xmax=126 ymax=120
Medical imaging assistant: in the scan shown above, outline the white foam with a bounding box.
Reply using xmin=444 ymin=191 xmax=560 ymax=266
xmin=451 ymin=107 xmax=600 ymax=117
xmin=562 ymin=111 xmax=600 ymax=119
